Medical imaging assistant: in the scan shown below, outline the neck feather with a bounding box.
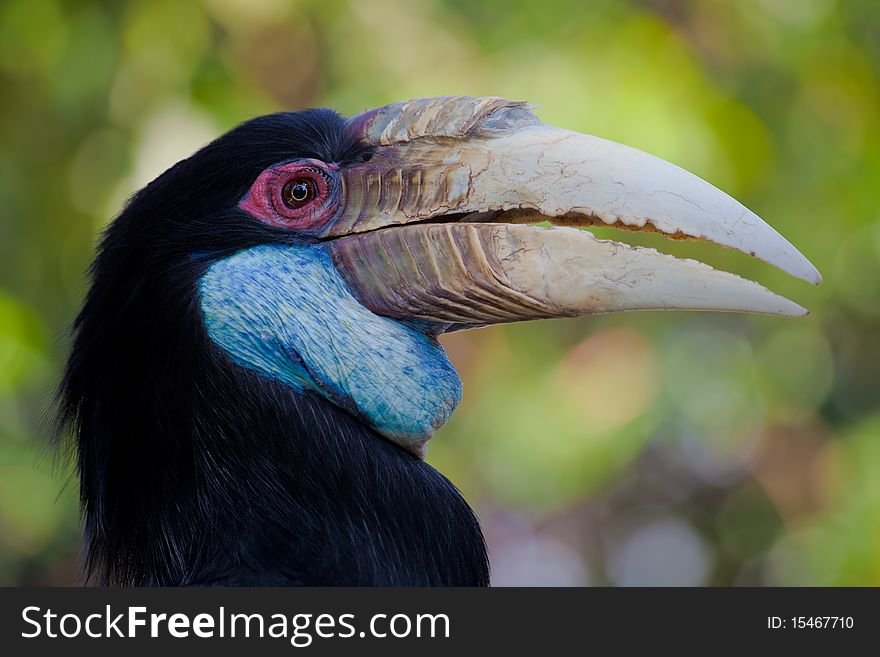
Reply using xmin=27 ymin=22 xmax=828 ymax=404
xmin=59 ymin=258 xmax=487 ymax=585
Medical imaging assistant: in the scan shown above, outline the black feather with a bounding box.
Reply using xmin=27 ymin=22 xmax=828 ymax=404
xmin=56 ymin=110 xmax=489 ymax=586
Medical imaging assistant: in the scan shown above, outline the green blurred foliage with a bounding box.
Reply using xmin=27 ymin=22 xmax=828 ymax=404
xmin=0 ymin=0 xmax=877 ymax=585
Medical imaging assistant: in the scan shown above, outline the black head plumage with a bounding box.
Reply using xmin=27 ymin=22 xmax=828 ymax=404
xmin=56 ymin=110 xmax=489 ymax=586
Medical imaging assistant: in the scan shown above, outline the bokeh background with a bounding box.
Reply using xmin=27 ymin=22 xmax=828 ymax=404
xmin=1 ymin=0 xmax=878 ymax=586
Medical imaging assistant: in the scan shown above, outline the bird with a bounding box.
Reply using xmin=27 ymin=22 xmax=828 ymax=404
xmin=56 ymin=96 xmax=820 ymax=586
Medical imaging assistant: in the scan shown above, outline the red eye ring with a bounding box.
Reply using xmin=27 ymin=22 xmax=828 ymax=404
xmin=240 ymin=159 xmax=340 ymax=233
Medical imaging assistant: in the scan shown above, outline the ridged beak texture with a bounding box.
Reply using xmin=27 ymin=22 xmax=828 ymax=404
xmin=325 ymin=96 xmax=820 ymax=327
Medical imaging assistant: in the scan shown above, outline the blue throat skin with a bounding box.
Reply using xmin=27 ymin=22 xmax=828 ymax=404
xmin=198 ymin=243 xmax=462 ymax=455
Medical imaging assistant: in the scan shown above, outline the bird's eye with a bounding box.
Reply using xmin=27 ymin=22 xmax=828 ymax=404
xmin=239 ymin=159 xmax=341 ymax=233
xmin=282 ymin=178 xmax=318 ymax=209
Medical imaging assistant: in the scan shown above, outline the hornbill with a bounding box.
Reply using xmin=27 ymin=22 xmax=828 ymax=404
xmin=58 ymin=96 xmax=820 ymax=586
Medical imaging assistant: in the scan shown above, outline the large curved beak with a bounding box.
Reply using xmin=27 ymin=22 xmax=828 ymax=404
xmin=323 ymin=97 xmax=820 ymax=327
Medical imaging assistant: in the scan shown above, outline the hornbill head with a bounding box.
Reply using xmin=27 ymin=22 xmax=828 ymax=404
xmin=200 ymin=96 xmax=818 ymax=457
xmin=61 ymin=96 xmax=819 ymax=585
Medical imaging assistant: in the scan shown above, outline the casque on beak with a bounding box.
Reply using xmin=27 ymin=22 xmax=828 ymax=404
xmin=321 ymin=96 xmax=820 ymax=329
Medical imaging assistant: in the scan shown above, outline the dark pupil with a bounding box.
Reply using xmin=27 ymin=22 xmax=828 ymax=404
xmin=290 ymin=182 xmax=309 ymax=201
xmin=282 ymin=179 xmax=315 ymax=208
